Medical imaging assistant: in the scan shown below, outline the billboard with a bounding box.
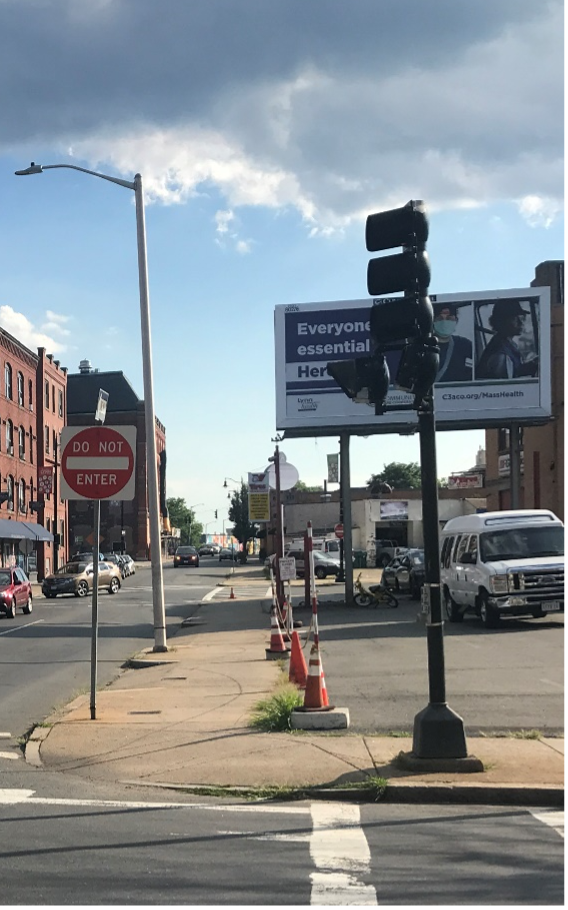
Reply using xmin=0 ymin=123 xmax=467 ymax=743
xmin=274 ymin=287 xmax=551 ymax=433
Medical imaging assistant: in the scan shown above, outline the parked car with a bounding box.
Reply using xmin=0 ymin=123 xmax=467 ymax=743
xmin=267 ymin=548 xmax=339 ymax=579
xmin=374 ymin=539 xmax=408 ymax=568
xmin=219 ymin=547 xmax=239 ymax=562
xmin=42 ymin=561 xmax=122 ymax=598
xmin=198 ymin=544 xmax=216 ymax=557
xmin=104 ymin=553 xmax=127 ymax=578
xmin=173 ymin=546 xmax=199 ymax=568
xmin=440 ymin=509 xmax=564 ymax=628
xmin=382 ymin=549 xmax=425 ymax=599
xmin=0 ymin=567 xmax=33 ymax=618
xmin=122 ymin=555 xmax=135 ymax=576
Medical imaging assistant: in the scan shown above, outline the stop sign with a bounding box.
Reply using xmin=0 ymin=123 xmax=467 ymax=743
xmin=60 ymin=425 xmax=137 ymax=501
xmin=334 ymin=522 xmax=344 ymax=539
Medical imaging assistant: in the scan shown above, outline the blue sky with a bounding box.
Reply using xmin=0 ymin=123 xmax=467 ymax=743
xmin=0 ymin=0 xmax=563 ymax=533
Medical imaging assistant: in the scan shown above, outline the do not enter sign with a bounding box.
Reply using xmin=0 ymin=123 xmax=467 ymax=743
xmin=60 ymin=425 xmax=137 ymax=501
xmin=334 ymin=523 xmax=344 ymax=539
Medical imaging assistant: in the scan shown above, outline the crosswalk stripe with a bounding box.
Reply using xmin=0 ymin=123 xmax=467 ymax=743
xmin=529 ymin=809 xmax=564 ymax=838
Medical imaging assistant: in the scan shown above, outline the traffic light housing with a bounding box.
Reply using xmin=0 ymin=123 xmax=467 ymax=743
xmin=366 ymin=200 xmax=429 ymax=296
xmin=327 ymin=354 xmax=389 ymax=413
xmin=214 ymin=509 xmax=218 ymax=519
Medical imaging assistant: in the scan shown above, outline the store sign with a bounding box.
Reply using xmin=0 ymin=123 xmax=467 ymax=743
xmin=327 ymin=453 xmax=339 ymax=483
xmin=248 ymin=471 xmax=270 ymax=522
xmin=379 ymin=500 xmax=408 ymax=520
xmin=447 ymin=473 xmax=484 ymax=490
xmin=498 ymin=452 xmax=525 ymax=476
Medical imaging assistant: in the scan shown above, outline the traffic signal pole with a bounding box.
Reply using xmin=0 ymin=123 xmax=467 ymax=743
xmin=413 ymin=396 xmax=467 ymax=757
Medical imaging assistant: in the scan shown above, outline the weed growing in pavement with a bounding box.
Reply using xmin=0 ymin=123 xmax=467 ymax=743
xmin=478 ymin=729 xmax=543 ymax=740
xmin=385 ymin=730 xmax=412 ymax=738
xmin=250 ymin=684 xmax=304 ymax=732
xmin=510 ymin=729 xmax=542 ymax=740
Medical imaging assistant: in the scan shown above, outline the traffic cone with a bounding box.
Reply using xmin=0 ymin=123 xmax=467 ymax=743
xmin=301 ymin=643 xmax=327 ymax=708
xmin=281 ymin=598 xmax=291 ymax=643
xmin=320 ymin=657 xmax=329 ymax=707
xmin=266 ymin=603 xmax=290 ymax=660
xmin=288 ymin=631 xmax=308 ymax=688
xmin=229 ymin=587 xmax=236 ymax=599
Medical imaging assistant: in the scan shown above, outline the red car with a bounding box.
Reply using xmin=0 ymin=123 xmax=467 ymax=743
xmin=0 ymin=567 xmax=33 ymax=618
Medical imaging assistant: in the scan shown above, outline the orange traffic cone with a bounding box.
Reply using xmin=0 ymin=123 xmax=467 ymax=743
xmin=288 ymin=631 xmax=308 ymax=688
xmin=266 ymin=604 xmax=290 ymax=660
xmin=320 ymin=658 xmax=329 ymax=707
xmin=301 ymin=643 xmax=328 ymax=708
xmin=229 ymin=587 xmax=236 ymax=599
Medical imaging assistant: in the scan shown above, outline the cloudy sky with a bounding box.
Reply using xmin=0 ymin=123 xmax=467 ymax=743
xmin=0 ymin=0 xmax=563 ymax=533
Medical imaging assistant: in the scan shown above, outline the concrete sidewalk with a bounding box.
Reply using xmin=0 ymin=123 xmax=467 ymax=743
xmin=31 ymin=581 xmax=564 ymax=805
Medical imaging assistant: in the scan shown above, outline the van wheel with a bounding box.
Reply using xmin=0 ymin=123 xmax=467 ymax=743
xmin=444 ymin=588 xmax=463 ymax=623
xmin=479 ymin=591 xmax=500 ymax=629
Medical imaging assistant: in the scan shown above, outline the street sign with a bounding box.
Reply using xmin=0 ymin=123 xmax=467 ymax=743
xmin=38 ymin=466 xmax=53 ymax=495
xmin=279 ymin=556 xmax=297 ymax=580
xmin=334 ymin=523 xmax=344 ymax=539
xmin=60 ymin=425 xmax=137 ymax=501
xmin=19 ymin=539 xmax=34 ymax=555
xmin=95 ymin=388 xmax=109 ymax=424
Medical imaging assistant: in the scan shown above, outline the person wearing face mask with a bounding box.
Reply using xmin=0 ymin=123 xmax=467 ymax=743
xmin=433 ymin=303 xmax=473 ymax=383
xmin=476 ymin=300 xmax=538 ymax=380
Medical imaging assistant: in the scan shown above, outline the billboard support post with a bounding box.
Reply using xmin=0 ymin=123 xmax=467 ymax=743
xmin=412 ymin=395 xmax=467 ymax=758
xmin=339 ymin=433 xmax=354 ymax=605
xmin=510 ymin=423 xmax=522 ymax=509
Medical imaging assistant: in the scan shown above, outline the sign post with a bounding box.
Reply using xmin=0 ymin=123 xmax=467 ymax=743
xmin=60 ymin=420 xmax=137 ymax=721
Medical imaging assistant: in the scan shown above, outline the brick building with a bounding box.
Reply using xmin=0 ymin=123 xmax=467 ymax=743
xmin=484 ymin=261 xmax=564 ymax=519
xmin=0 ymin=332 xmax=66 ymax=575
xmin=36 ymin=349 xmax=68 ymax=579
xmin=66 ymin=361 xmax=166 ymax=560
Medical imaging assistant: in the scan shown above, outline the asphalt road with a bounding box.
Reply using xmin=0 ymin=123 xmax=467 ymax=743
xmin=0 ymin=791 xmax=563 ymax=905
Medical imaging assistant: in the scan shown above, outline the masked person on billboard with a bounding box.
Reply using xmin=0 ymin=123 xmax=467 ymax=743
xmin=433 ymin=303 xmax=473 ymax=383
xmin=476 ymin=300 xmax=539 ymax=380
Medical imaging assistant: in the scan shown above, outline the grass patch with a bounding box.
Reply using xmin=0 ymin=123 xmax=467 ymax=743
xmin=478 ymin=729 xmax=543 ymax=740
xmin=250 ymin=683 xmax=304 ymax=732
xmin=386 ymin=730 xmax=412 ymax=738
xmin=509 ymin=729 xmax=542 ymax=740
xmin=175 ymin=776 xmax=389 ymax=802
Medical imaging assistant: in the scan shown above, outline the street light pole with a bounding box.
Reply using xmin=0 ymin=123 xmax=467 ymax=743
xmin=15 ymin=162 xmax=167 ymax=651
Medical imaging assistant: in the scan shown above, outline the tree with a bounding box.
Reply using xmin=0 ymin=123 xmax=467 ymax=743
xmin=367 ymin=462 xmax=422 ymax=492
xmin=293 ymin=480 xmax=324 ymax=492
xmin=166 ymin=497 xmax=203 ymax=547
xmin=228 ymin=482 xmax=258 ymax=563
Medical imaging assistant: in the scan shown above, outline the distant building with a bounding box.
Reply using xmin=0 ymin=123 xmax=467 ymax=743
xmin=484 ymin=261 xmax=564 ymax=519
xmin=0 ymin=333 xmax=66 ymax=577
xmin=66 ymin=361 xmax=166 ymax=559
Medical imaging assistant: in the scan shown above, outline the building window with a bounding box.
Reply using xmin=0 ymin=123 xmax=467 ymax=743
xmin=18 ymin=479 xmax=26 ymax=513
xmin=18 ymin=426 xmax=25 ymax=460
xmin=52 ymin=429 xmax=57 ymax=457
xmin=60 ymin=519 xmax=64 ymax=542
xmin=5 ymin=363 xmax=12 ymax=400
xmin=17 ymin=372 xmax=24 ymax=407
xmin=45 ymin=425 xmax=49 ymax=454
xmin=46 ymin=517 xmax=51 ymax=532
xmin=58 ymin=389 xmax=63 ymax=418
xmin=6 ymin=420 xmax=13 ymax=455
xmin=29 ymin=427 xmax=33 ymax=464
xmin=7 ymin=476 xmax=14 ymax=510
xmin=52 ymin=384 xmax=55 ymax=413
xmin=45 ymin=380 xmax=49 ymax=409
xmin=28 ymin=379 xmax=33 ymax=411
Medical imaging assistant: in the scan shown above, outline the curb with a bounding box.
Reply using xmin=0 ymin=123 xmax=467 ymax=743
xmin=116 ymin=779 xmax=564 ymax=807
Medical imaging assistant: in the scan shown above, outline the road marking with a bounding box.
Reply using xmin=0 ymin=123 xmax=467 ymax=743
xmin=0 ymin=620 xmax=44 ymax=636
xmin=529 ymin=809 xmax=564 ymax=838
xmin=310 ymin=803 xmax=377 ymax=905
xmin=0 ymin=751 xmax=19 ymax=760
xmin=0 ymin=789 xmax=309 ymax=814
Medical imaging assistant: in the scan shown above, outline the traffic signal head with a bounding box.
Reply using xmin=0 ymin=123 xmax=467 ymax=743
xmin=396 ymin=336 xmax=439 ymax=404
xmin=370 ymin=295 xmax=434 ymax=346
xmin=366 ymin=200 xmax=430 ymax=298
xmin=215 ymin=509 xmax=218 ymax=519
xmin=327 ymin=354 xmax=390 ymax=410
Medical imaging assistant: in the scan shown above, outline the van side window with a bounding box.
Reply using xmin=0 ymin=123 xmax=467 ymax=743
xmin=440 ymin=537 xmax=449 ymax=567
xmin=456 ymin=535 xmax=469 ymax=563
xmin=468 ymin=535 xmax=478 ymax=561
xmin=451 ymin=535 xmax=462 ymax=563
xmin=443 ymin=536 xmax=454 ymax=568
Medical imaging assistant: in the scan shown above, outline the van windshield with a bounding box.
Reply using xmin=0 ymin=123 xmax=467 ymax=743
xmin=480 ymin=526 xmax=564 ymax=562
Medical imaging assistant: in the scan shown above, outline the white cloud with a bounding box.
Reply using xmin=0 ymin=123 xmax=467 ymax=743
xmin=517 ymin=195 xmax=562 ymax=228
xmin=0 ymin=306 xmax=67 ymax=354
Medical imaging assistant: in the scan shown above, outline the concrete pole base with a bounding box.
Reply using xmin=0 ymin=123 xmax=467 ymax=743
xmin=291 ymin=707 xmax=350 ymax=730
xmin=412 ymin=702 xmax=468 ymax=759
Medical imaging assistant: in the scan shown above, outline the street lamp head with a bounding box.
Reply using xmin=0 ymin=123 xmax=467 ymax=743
xmin=223 ymin=480 xmax=227 ymax=488
xmin=15 ymin=162 xmax=43 ymax=176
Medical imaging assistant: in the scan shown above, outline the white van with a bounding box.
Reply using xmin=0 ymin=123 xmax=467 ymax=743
xmin=440 ymin=509 xmax=564 ymax=629
xmin=288 ymin=537 xmax=340 ymax=557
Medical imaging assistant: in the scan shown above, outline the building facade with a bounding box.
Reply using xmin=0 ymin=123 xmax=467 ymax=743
xmin=484 ymin=261 xmax=564 ymax=519
xmin=0 ymin=332 xmax=65 ymax=576
xmin=36 ymin=349 xmax=68 ymax=579
xmin=66 ymin=362 xmax=166 ymax=560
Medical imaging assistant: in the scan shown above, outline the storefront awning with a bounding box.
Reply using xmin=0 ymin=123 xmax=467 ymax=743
xmin=0 ymin=519 xmax=53 ymax=542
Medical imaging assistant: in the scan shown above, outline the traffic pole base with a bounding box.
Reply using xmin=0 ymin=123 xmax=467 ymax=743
xmin=412 ymin=703 xmax=468 ymax=759
xmin=395 ymin=751 xmax=484 ymax=774
xmin=291 ymin=706 xmax=349 ymax=730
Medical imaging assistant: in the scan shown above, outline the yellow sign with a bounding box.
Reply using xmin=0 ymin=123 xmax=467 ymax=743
xmin=248 ymin=492 xmax=270 ymax=522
